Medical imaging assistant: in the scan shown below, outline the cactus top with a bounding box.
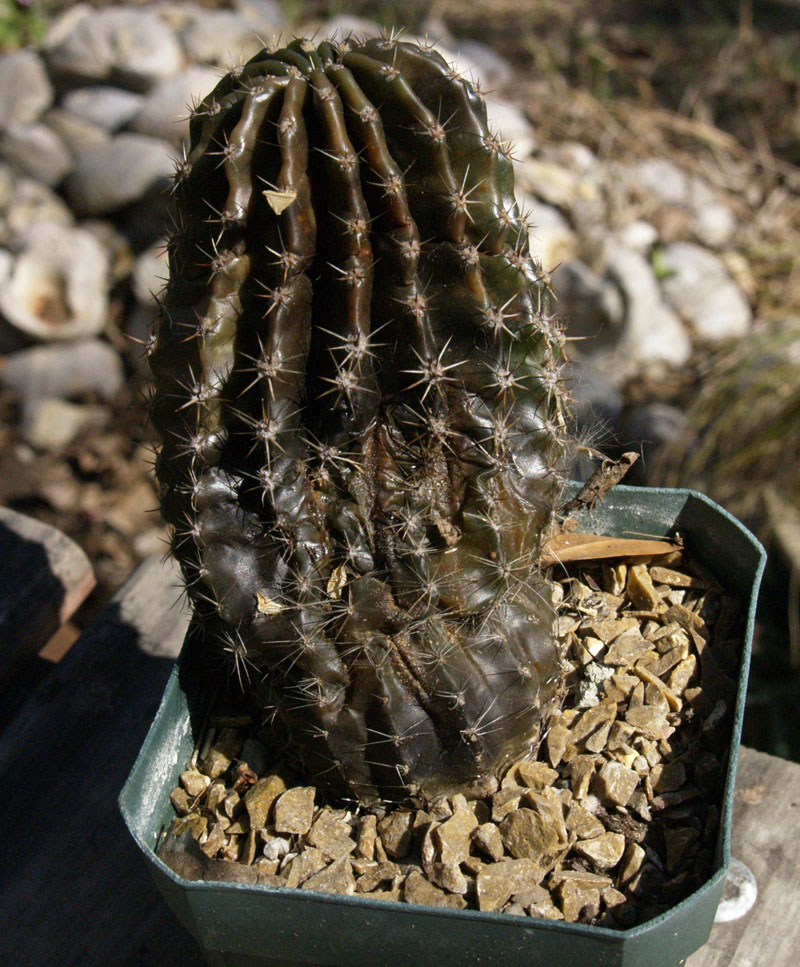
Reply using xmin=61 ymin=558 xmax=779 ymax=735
xmin=149 ymin=37 xmax=569 ymax=803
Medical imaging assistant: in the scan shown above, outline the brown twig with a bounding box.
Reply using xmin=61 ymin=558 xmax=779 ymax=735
xmin=559 ymin=452 xmax=640 ymax=519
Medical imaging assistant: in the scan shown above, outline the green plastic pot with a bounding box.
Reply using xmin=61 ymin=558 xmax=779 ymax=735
xmin=119 ymin=485 xmax=766 ymax=967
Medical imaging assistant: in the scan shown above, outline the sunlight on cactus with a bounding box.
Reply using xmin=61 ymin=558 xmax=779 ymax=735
xmin=148 ymin=37 xmax=571 ymax=804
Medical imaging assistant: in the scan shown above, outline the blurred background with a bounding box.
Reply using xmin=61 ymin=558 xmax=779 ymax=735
xmin=1 ymin=0 xmax=798 ymax=758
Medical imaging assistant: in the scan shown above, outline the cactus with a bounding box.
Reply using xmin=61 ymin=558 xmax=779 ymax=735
xmin=148 ymin=36 xmax=570 ymax=804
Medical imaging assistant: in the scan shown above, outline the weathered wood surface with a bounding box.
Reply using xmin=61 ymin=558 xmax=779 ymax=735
xmin=0 ymin=554 xmax=798 ymax=966
xmin=0 ymin=505 xmax=95 ymax=686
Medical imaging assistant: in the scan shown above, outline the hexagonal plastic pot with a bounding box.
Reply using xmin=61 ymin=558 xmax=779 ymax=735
xmin=119 ymin=485 xmax=766 ymax=967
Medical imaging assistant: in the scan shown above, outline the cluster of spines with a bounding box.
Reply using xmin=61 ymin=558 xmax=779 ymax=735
xmin=149 ymin=35 xmax=570 ymax=804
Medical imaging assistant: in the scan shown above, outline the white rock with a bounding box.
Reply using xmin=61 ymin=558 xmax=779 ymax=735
xmin=616 ymin=220 xmax=658 ymax=255
xmin=690 ymin=202 xmax=737 ymax=249
xmin=132 ymin=67 xmax=221 ymax=145
xmin=61 ymin=86 xmax=145 ymax=131
xmin=517 ymin=194 xmax=577 ymax=273
xmin=0 ymin=339 xmax=124 ymax=404
xmin=0 ymin=50 xmax=53 ymax=126
xmin=0 ymin=221 xmax=109 ymax=342
xmin=313 ymin=16 xmax=383 ymax=41
xmin=0 ymin=167 xmax=73 ymax=248
xmin=19 ymin=397 xmax=110 ymax=450
xmin=660 ymin=242 xmax=751 ymax=342
xmin=627 ymin=158 xmax=691 ymax=206
xmin=485 ymin=98 xmax=536 ymax=161
xmin=44 ymin=4 xmax=183 ymax=89
xmin=450 ymin=40 xmax=514 ymax=89
xmin=64 ymin=133 xmax=174 ymax=216
xmin=132 ymin=242 xmax=169 ymax=304
xmin=43 ymin=109 xmax=109 ymax=154
xmin=180 ymin=10 xmax=277 ymax=65
xmin=551 ymin=260 xmax=623 ymax=343
xmin=0 ymin=123 xmax=72 ymax=187
xmin=601 ymin=242 xmax=692 ymax=378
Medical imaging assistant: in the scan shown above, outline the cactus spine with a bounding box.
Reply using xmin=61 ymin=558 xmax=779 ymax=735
xmin=149 ymin=37 xmax=569 ymax=803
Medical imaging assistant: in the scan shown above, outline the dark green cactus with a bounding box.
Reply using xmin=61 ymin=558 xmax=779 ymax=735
xmin=149 ymin=36 xmax=569 ymax=804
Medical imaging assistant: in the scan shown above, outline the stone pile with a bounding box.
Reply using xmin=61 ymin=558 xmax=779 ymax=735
xmin=160 ymin=547 xmax=742 ymax=927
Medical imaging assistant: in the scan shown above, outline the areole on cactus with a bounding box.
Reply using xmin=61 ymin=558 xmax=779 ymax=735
xmin=148 ymin=35 xmax=571 ymax=805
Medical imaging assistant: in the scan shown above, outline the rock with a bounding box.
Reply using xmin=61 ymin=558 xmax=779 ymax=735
xmin=284 ymin=847 xmax=327 ymax=888
xmin=691 ymin=202 xmax=737 ymax=248
xmin=433 ymin=808 xmax=478 ymax=865
xmin=355 ymin=814 xmax=377 ymax=860
xmin=472 ymin=822 xmax=505 ymax=862
xmin=603 ymin=631 xmax=652 ymax=666
xmin=404 ymin=870 xmax=467 ymax=909
xmin=485 ymin=98 xmax=536 ymax=161
xmin=552 ymin=259 xmax=624 ymax=345
xmin=616 ymin=220 xmax=659 ymax=255
xmin=355 ymin=861 xmax=401 ymax=893
xmin=132 ymin=241 xmax=169 ymax=304
xmin=601 ymin=243 xmax=692 ymax=377
xmin=449 ymin=40 xmax=514 ymax=89
xmin=428 ymin=861 xmax=469 ymax=894
xmin=180 ymin=769 xmax=211 ymax=798
xmin=574 ymin=831 xmax=626 ymax=870
xmin=204 ymin=859 xmax=259 ymax=884
xmin=260 ymin=833 xmax=290 ymax=862
xmin=243 ymin=774 xmax=286 ymax=830
xmin=132 ymin=67 xmax=221 ymax=145
xmin=565 ymin=801 xmax=605 ymax=840
xmin=475 ymin=858 xmax=543 ymax=912
xmin=557 ymin=880 xmax=602 ymax=922
xmin=301 ymin=857 xmax=356 ymax=896
xmin=594 ymin=761 xmax=639 ymax=807
xmin=616 ymin=403 xmax=689 ymax=470
xmin=307 ymin=809 xmax=357 ymax=860
xmin=313 ymin=15 xmax=383 ymax=41
xmin=0 ymin=221 xmax=110 ymax=343
xmin=233 ymin=0 xmax=286 ymax=30
xmin=181 ymin=10 xmax=278 ymax=66
xmin=43 ymin=109 xmax=109 ymax=155
xmin=377 ymin=810 xmax=415 ymax=859
xmin=0 ymin=123 xmax=72 ymax=187
xmin=517 ymin=194 xmax=577 ymax=274
xmin=273 ymin=786 xmax=315 ymax=835
xmin=60 ymin=86 xmax=143 ymax=133
xmin=0 ymin=50 xmax=53 ymax=126
xmin=0 ymin=167 xmax=73 ymax=248
xmin=626 ymin=158 xmax=707 ymax=208
xmin=64 ymin=134 xmax=174 ymax=215
xmin=499 ymin=808 xmax=560 ymax=862
xmin=508 ymin=760 xmax=559 ymax=791
xmin=0 ymin=339 xmax=124 ymax=405
xmin=44 ymin=5 xmax=183 ymax=90
xmin=659 ymin=242 xmax=751 ymax=342
xmin=19 ymin=397 xmax=110 ymax=450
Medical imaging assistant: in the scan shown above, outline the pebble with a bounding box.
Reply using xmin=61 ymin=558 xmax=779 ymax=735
xmin=602 ymin=243 xmax=692 ymax=375
xmin=472 ymin=822 xmax=505 ymax=862
xmin=0 ymin=123 xmax=72 ymax=187
xmin=243 ymin=774 xmax=286 ymax=830
xmin=64 ymin=134 xmax=174 ymax=216
xmin=355 ymin=814 xmax=377 ymax=860
xmin=44 ymin=5 xmax=184 ymax=90
xmin=449 ymin=39 xmax=514 ymax=89
xmin=433 ymin=808 xmax=478 ymax=865
xmin=0 ymin=168 xmax=73 ymax=247
xmin=377 ymin=810 xmax=415 ymax=859
xmin=475 ymin=859 xmax=543 ymax=912
xmin=302 ymin=857 xmax=355 ymax=895
xmin=594 ymin=761 xmax=639 ymax=807
xmin=307 ymin=810 xmax=357 ymax=860
xmin=404 ymin=869 xmax=467 ymax=909
xmin=691 ymin=202 xmax=737 ymax=248
xmin=499 ymin=808 xmax=560 ymax=862
xmin=616 ymin=219 xmax=659 ymax=255
xmin=0 ymin=50 xmax=53 ymax=126
xmin=273 ymin=786 xmax=315 ymax=835
xmin=552 ymin=259 xmax=624 ymax=345
xmin=19 ymin=397 xmax=110 ymax=450
xmin=180 ymin=10 xmax=279 ymax=66
xmin=43 ymin=109 xmax=109 ymax=154
xmin=0 ymin=339 xmax=124 ymax=405
xmin=132 ymin=67 xmax=223 ymax=146
xmin=0 ymin=221 xmax=110 ymax=342
xmin=484 ymin=98 xmax=536 ymax=161
xmin=284 ymin=847 xmax=326 ymax=888
xmin=574 ymin=831 xmax=626 ymax=870
xmin=660 ymin=242 xmax=752 ymax=342
xmin=61 ymin=86 xmax=145 ymax=131
xmin=132 ymin=241 xmax=169 ymax=304
xmin=518 ymin=194 xmax=577 ymax=273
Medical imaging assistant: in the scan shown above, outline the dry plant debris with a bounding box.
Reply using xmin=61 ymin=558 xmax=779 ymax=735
xmin=159 ymin=546 xmax=743 ymax=928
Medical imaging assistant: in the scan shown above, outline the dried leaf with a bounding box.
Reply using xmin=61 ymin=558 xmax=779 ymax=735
xmin=541 ymin=533 xmax=679 ymax=566
xmin=256 ymin=591 xmax=284 ymax=615
xmin=263 ymin=189 xmax=297 ymax=214
xmin=327 ymin=564 xmax=348 ymax=599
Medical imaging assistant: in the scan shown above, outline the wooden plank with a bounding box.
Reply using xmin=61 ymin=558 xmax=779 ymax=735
xmin=688 ymin=746 xmax=800 ymax=966
xmin=0 ymin=505 xmax=95 ymax=685
xmin=0 ymin=554 xmax=198 ymax=967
